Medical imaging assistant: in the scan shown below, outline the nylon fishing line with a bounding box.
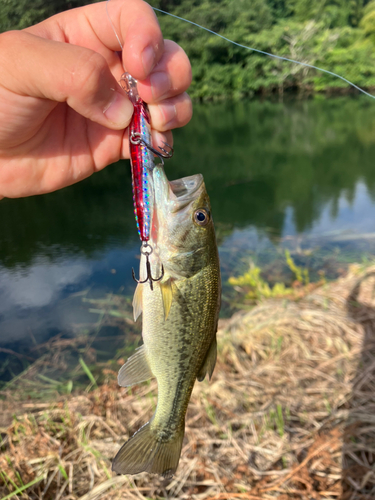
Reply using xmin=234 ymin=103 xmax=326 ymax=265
xmin=106 ymin=0 xmax=123 ymax=50
xmin=152 ymin=7 xmax=375 ymax=101
xmin=106 ymin=0 xmax=374 ymax=100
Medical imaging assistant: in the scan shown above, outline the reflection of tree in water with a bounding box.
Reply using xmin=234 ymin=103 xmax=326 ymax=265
xmin=0 ymin=160 xmax=138 ymax=268
xmin=2 ymin=97 xmax=375 ymax=268
xmin=176 ymin=97 xmax=375 ymax=237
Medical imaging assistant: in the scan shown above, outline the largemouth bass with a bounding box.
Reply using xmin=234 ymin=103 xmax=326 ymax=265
xmin=112 ymin=165 xmax=221 ymax=477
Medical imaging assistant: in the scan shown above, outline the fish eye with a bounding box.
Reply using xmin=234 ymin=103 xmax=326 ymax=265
xmin=193 ymin=208 xmax=210 ymax=226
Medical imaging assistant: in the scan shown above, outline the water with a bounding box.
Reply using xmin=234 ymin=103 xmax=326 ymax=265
xmin=1 ymin=96 xmax=375 ymax=385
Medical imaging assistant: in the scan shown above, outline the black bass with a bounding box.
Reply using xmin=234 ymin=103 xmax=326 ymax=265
xmin=112 ymin=165 xmax=221 ymax=477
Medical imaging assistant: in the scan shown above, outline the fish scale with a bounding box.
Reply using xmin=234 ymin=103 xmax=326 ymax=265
xmin=144 ymin=268 xmax=219 ymax=423
xmin=112 ymin=165 xmax=221 ymax=477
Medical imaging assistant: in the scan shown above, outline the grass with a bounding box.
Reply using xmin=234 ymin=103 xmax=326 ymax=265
xmin=0 ymin=292 xmax=141 ymax=401
xmin=0 ymin=476 xmax=43 ymax=500
xmin=1 ymin=263 xmax=375 ymax=498
xmin=79 ymin=358 xmax=98 ymax=390
xmin=228 ymin=250 xmax=315 ymax=302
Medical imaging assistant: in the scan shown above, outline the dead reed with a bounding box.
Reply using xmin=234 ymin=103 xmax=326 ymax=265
xmin=1 ymin=263 xmax=375 ymax=499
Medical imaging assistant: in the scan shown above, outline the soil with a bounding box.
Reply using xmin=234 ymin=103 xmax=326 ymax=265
xmin=1 ymin=263 xmax=375 ymax=499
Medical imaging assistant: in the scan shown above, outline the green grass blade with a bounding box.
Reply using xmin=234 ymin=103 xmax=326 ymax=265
xmin=79 ymin=358 xmax=98 ymax=389
xmin=58 ymin=464 xmax=68 ymax=481
xmin=0 ymin=476 xmax=43 ymax=500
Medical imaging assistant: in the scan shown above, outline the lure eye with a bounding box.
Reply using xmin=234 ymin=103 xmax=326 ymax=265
xmin=193 ymin=208 xmax=210 ymax=226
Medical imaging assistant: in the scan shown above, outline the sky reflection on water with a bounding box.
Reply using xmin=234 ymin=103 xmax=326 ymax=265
xmin=284 ymin=181 xmax=375 ymax=237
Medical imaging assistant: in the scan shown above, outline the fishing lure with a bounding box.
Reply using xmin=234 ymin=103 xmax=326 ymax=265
xmin=106 ymin=1 xmax=174 ymax=289
xmin=119 ymin=73 xmax=173 ymax=290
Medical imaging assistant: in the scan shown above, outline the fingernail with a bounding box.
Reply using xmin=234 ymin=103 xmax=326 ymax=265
xmin=103 ymin=90 xmax=133 ymax=127
xmin=160 ymin=102 xmax=177 ymax=128
xmin=142 ymin=44 xmax=156 ymax=75
xmin=150 ymin=72 xmax=171 ymax=101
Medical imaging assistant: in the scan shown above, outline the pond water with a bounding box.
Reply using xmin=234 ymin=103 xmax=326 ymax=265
xmin=2 ymin=96 xmax=375 ymax=387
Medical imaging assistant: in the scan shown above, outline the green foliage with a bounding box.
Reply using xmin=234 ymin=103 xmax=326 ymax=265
xmin=0 ymin=0 xmax=374 ymax=97
xmin=0 ymin=0 xmax=97 ymax=32
xmin=285 ymin=249 xmax=309 ymax=284
xmin=228 ymin=261 xmax=294 ymax=300
xmin=150 ymin=0 xmax=375 ymax=99
xmin=229 ymin=251 xmax=310 ymax=301
xmin=360 ymin=0 xmax=375 ymax=42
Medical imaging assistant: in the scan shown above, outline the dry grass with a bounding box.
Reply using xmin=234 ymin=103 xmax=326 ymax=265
xmin=1 ymin=263 xmax=375 ymax=499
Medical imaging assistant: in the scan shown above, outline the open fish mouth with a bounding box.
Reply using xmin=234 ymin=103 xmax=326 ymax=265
xmin=169 ymin=174 xmax=204 ymax=211
xmin=169 ymin=174 xmax=203 ymax=198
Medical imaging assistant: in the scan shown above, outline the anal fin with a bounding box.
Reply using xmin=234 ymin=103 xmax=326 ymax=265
xmin=197 ymin=335 xmax=217 ymax=382
xmin=118 ymin=345 xmax=154 ymax=387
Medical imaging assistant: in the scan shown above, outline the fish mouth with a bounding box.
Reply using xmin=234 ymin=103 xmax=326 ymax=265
xmin=169 ymin=174 xmax=204 ymax=211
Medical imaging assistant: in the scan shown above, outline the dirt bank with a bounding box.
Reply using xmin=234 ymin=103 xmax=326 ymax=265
xmin=1 ymin=263 xmax=375 ymax=499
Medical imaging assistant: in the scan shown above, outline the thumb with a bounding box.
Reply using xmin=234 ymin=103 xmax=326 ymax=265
xmin=0 ymin=31 xmax=133 ymax=129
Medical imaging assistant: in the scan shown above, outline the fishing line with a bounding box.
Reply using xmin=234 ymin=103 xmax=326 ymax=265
xmin=152 ymin=7 xmax=375 ymax=101
xmin=106 ymin=0 xmax=374 ymax=100
xmin=106 ymin=0 xmax=123 ymax=50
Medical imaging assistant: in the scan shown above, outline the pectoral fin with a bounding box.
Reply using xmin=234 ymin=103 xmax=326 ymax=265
xmin=160 ymin=279 xmax=173 ymax=320
xmin=132 ymin=283 xmax=143 ymax=322
xmin=118 ymin=345 xmax=154 ymax=387
xmin=197 ymin=335 xmax=217 ymax=382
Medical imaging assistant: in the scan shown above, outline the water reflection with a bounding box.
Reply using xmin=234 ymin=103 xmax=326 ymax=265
xmin=1 ymin=96 xmax=375 ymax=355
xmin=0 ymin=256 xmax=91 ymax=341
xmin=281 ymin=181 xmax=375 ymax=237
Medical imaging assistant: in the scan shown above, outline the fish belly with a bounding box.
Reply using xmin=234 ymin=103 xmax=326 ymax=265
xmin=143 ymin=270 xmax=217 ymax=430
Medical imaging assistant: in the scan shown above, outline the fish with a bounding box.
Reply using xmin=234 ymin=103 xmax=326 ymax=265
xmin=112 ymin=164 xmax=221 ymax=477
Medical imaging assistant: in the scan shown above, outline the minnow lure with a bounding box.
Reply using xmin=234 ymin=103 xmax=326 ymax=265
xmin=119 ymin=73 xmax=173 ymax=290
xmin=120 ymin=73 xmax=154 ymax=243
xmin=106 ymin=1 xmax=173 ymax=290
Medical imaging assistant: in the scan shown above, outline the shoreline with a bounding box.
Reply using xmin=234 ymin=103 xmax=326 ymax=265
xmin=1 ymin=263 xmax=375 ymax=498
xmin=190 ymin=85 xmax=375 ymax=103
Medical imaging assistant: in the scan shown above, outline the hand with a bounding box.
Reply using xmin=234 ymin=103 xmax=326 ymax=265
xmin=0 ymin=0 xmax=192 ymax=198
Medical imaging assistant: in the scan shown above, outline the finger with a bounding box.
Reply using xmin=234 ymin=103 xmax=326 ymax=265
xmin=152 ymin=129 xmax=174 ymax=152
xmin=0 ymin=31 xmax=133 ymax=130
xmin=137 ymin=41 xmax=192 ymax=103
xmin=50 ymin=0 xmax=164 ymax=81
xmin=148 ymin=93 xmax=193 ymax=132
xmin=120 ymin=127 xmax=173 ymax=160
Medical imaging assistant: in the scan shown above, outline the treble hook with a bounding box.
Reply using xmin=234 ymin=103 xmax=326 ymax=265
xmin=132 ymin=243 xmax=164 ymax=291
xmin=130 ymin=133 xmax=174 ymax=166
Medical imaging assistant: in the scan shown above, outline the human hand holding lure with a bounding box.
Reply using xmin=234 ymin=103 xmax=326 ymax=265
xmin=0 ymin=0 xmax=191 ymax=199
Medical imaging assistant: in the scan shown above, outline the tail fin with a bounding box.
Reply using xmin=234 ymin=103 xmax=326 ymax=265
xmin=112 ymin=421 xmax=184 ymax=478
